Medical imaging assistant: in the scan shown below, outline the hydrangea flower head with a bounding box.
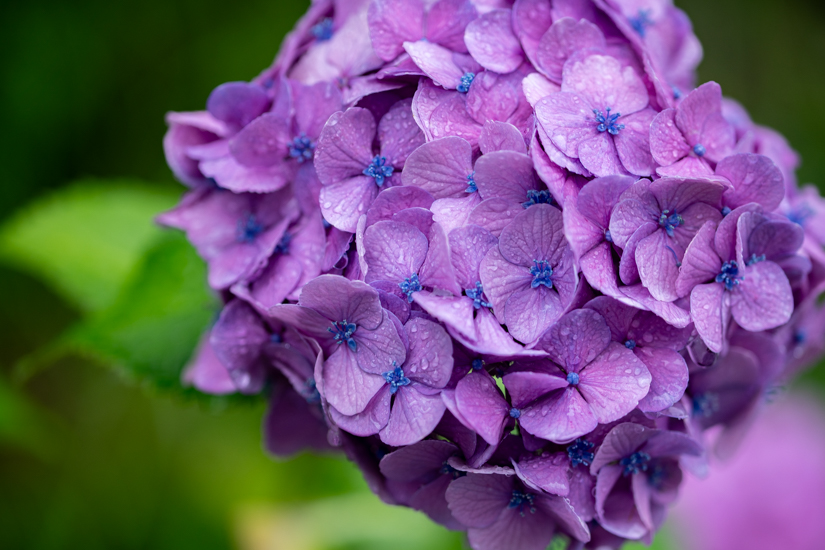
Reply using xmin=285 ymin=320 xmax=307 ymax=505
xmin=160 ymin=1 xmax=825 ymax=548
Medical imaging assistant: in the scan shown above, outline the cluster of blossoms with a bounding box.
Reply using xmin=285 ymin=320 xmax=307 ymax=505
xmin=161 ymin=0 xmax=825 ymax=548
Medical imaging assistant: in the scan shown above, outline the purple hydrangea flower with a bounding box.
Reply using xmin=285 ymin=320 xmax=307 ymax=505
xmin=330 ymin=316 xmax=453 ymax=446
xmin=584 ymin=296 xmax=690 ymax=413
xmin=445 ymin=472 xmax=591 ymax=550
xmin=590 ymin=422 xmax=702 ymax=541
xmin=315 ymin=100 xmax=424 ymax=232
xmin=676 ymin=211 xmax=799 ymax=352
xmin=479 ymin=204 xmax=577 ymax=344
xmin=608 ymin=176 xmax=726 ymax=302
xmin=505 ymin=309 xmax=651 ymax=442
xmin=536 ymin=53 xmax=657 ymax=177
xmin=157 ymin=187 xmax=299 ymax=289
xmin=268 ymin=275 xmax=406 ymax=416
xmin=650 ymin=82 xmax=736 ymax=177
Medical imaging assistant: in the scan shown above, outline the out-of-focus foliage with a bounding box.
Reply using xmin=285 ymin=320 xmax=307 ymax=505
xmin=0 ymin=0 xmax=823 ymax=548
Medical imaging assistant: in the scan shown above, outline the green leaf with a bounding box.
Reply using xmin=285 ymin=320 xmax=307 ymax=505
xmin=0 ymin=179 xmax=180 ymax=313
xmin=0 ymin=375 xmax=56 ymax=458
xmin=67 ymin=230 xmax=219 ymax=389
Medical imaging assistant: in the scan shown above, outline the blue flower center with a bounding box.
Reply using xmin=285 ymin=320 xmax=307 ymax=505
xmin=567 ymin=438 xmax=595 ymax=468
xmin=288 ymin=134 xmax=316 ymax=163
xmin=787 ymin=204 xmax=813 ymax=226
xmin=328 ymin=320 xmax=357 ymax=352
xmin=747 ymin=253 xmax=766 ymax=266
xmin=629 ymin=9 xmax=653 ymax=37
xmin=716 ymin=260 xmax=743 ymax=291
xmin=465 ymin=172 xmax=477 ymax=193
xmin=399 ymin=273 xmax=422 ymax=302
xmin=522 ymin=189 xmax=553 ymax=209
xmin=508 ymin=490 xmax=536 ymax=516
xmin=237 ymin=214 xmax=264 ymax=243
xmin=383 ymin=362 xmax=411 ymax=394
xmin=624 ymin=339 xmax=636 ymax=350
xmin=471 ymin=358 xmax=484 ymax=371
xmin=566 ymin=372 xmax=580 ymax=385
xmin=363 ymin=156 xmax=393 ymax=187
xmin=794 ymin=330 xmax=807 ymax=345
xmin=269 ymin=333 xmax=283 ymax=344
xmin=658 ymin=209 xmax=684 ymax=237
xmin=311 ymin=18 xmax=334 ymax=41
xmin=721 ymin=206 xmax=732 ymax=216
xmin=604 ymin=229 xmax=613 ymax=242
xmin=672 ymin=86 xmax=683 ymax=100
xmin=457 ymin=72 xmax=475 ymax=93
xmin=620 ymin=451 xmax=651 ymax=476
xmin=692 ymin=392 xmax=719 ymax=418
xmin=647 ymin=463 xmax=668 ymax=489
xmin=509 ymin=407 xmax=521 ymax=419
xmin=302 ymin=379 xmax=321 ymax=404
xmin=465 ymin=281 xmax=491 ymax=310
xmin=693 ymin=144 xmax=706 ymax=157
xmin=529 ymin=260 xmax=554 ymax=289
xmin=594 ymin=108 xmax=624 ymax=135
xmin=274 ymin=232 xmax=291 ymax=255
xmin=440 ymin=461 xmax=466 ymax=479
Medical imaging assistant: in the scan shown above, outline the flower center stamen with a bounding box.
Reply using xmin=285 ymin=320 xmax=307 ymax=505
xmin=508 ymin=490 xmax=537 ymax=516
xmin=658 ymin=209 xmax=684 ymax=237
xmin=566 ymin=372 xmax=580 ymax=385
xmin=594 ymin=107 xmax=624 ymax=135
xmin=465 ymin=172 xmax=477 ymax=193
xmin=311 ymin=18 xmax=334 ymax=41
xmin=457 ymin=72 xmax=475 ymax=93
xmin=329 ymin=320 xmax=358 ymax=351
xmin=530 ymin=260 xmax=554 ymax=289
xmin=716 ymin=260 xmax=743 ymax=291
xmin=465 ymin=281 xmax=492 ymax=310
xmin=288 ymin=134 xmax=316 ymax=163
xmin=237 ymin=214 xmax=264 ymax=243
xmin=522 ymin=189 xmax=553 ymax=208
xmin=629 ymin=9 xmax=653 ymax=37
xmin=620 ymin=451 xmax=651 ymax=476
xmin=383 ymin=362 xmax=411 ymax=394
xmin=399 ymin=273 xmax=422 ymax=302
xmin=363 ymin=155 xmax=393 ymax=187
xmin=567 ymin=438 xmax=595 ymax=467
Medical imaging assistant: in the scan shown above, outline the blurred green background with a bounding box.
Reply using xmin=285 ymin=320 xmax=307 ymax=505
xmin=1 ymin=0 xmax=825 ymax=549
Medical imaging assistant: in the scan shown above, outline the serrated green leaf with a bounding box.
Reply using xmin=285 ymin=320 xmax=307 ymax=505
xmin=67 ymin=230 xmax=219 ymax=388
xmin=0 ymin=179 xmax=180 ymax=313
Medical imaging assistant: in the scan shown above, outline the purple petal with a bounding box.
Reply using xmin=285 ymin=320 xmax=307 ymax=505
xmin=299 ymin=274 xmax=383 ymax=328
xmin=505 ymin=285 xmax=564 ymax=344
xmin=354 ymin=310 xmax=408 ymax=375
xmin=367 ymin=0 xmax=425 ymax=61
xmin=650 ymin=108 xmax=690 ymax=167
xmin=535 ymin=92 xmax=597 ymax=158
xmin=561 ymin=54 xmax=648 ymax=116
xmin=479 ymin=121 xmax=528 ymax=154
xmin=619 ymin=222 xmax=656 ymax=285
xmin=209 ymin=300 xmax=269 ymax=393
xmin=538 ymin=309 xmax=611 ymax=372
xmin=420 ymin=222 xmax=462 ymax=295
xmin=591 ymin=423 xmax=655 ymax=474
xmin=228 ymin=113 xmax=290 ymax=167
xmin=315 ymin=108 xmax=376 ymax=185
xmin=512 ymin=0 xmax=554 ymax=66
xmin=365 ymin=185 xmax=434 ymax=227
xmin=536 ymin=17 xmax=605 ymax=83
xmin=614 ymin=108 xmax=657 ymax=177
xmin=469 ymin=198 xmax=526 ymax=237
xmin=206 ymin=81 xmax=270 ymax=128
xmin=675 ymin=221 xmax=721 ymax=297
xmin=430 ymin=195 xmax=481 ymax=234
xmin=414 ymin=293 xmax=476 ymax=341
xmin=520 ymin=387 xmax=599 ymax=443
xmin=404 ymin=317 xmax=454 ymax=388
xmin=379 ymin=439 xmax=458 ymax=481
xmin=404 ymin=40 xmax=468 ymax=89
xmin=498 ymin=203 xmax=567 ymax=266
xmin=323 ymin=349 xmax=388 ymax=415
xmin=364 ymin=220 xmax=429 ymax=283
xmin=402 ymin=136 xmax=474 ymax=199
xmin=381 ymin=385 xmax=447 ymax=445
xmin=717 ymin=153 xmax=784 ymax=211
xmin=455 ymin=371 xmax=510 ymax=445
xmin=635 ymin=230 xmax=682 ymax=302
xmin=513 ymin=453 xmax=570 ymax=496
xmin=426 ymin=0 xmax=478 ymax=51
xmin=521 ymin=73 xmax=561 ymax=108
xmin=731 ymin=260 xmax=793 ymax=331
xmin=183 ymin=333 xmax=236 ymax=394
xmin=319 ymin=175 xmax=378 ymax=233
xmin=446 ymin=473 xmax=512 ymax=528
xmin=475 ymin=151 xmax=540 ymax=204
xmin=578 ymin=132 xmax=628 ymax=178
xmin=379 ymin=98 xmax=425 ymax=167
xmin=504 ymin=369 xmax=568 ymax=410
xmin=465 ymin=9 xmax=524 ymax=74
xmin=264 ymin=382 xmax=331 ymax=457
xmin=689 ymin=282 xmax=729 ymax=353
xmin=578 ymin=343 xmax=652 ymax=423
xmin=330 ymin=385 xmax=392 ymax=436
xmin=635 ymin=347 xmax=689 ymax=413
xmin=467 ymin=504 xmax=555 ymax=550
xmin=479 ymin=246 xmax=533 ymax=323
xmin=450 ymin=224 xmax=499 ymax=289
